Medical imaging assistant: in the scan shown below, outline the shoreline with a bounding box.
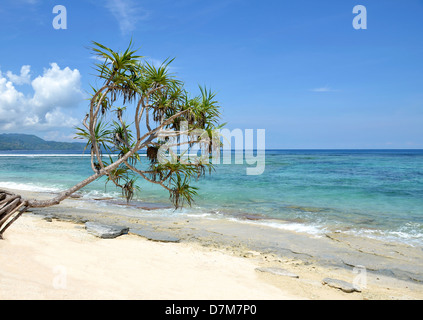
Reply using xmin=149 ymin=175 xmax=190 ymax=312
xmin=2 ymin=179 xmax=422 ymax=248
xmin=1 ymin=188 xmax=423 ymax=299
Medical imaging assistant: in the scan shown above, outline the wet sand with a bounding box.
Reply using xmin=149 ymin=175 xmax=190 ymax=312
xmin=1 ymin=188 xmax=423 ymax=300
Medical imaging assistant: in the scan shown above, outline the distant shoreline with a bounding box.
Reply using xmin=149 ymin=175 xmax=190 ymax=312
xmin=0 ymin=133 xmax=85 ymax=151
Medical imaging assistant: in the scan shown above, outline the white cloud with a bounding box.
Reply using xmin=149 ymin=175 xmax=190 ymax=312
xmin=0 ymin=63 xmax=84 ymax=132
xmin=42 ymin=131 xmax=77 ymax=142
xmin=105 ymin=0 xmax=150 ymax=35
xmin=45 ymin=108 xmax=79 ymax=128
xmin=6 ymin=65 xmax=31 ymax=85
xmin=30 ymin=63 xmax=84 ymax=114
xmin=0 ymin=75 xmax=26 ymax=128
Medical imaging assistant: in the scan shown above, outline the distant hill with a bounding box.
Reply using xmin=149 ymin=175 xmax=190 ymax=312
xmin=0 ymin=133 xmax=86 ymax=151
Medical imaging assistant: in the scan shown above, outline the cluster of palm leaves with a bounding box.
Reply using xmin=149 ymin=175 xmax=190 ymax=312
xmin=75 ymin=41 xmax=223 ymax=208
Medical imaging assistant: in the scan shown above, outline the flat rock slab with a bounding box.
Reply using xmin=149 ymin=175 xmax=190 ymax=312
xmin=130 ymin=228 xmax=180 ymax=243
xmin=85 ymin=222 xmax=129 ymax=239
xmin=322 ymin=277 xmax=361 ymax=293
xmin=255 ymin=267 xmax=299 ymax=278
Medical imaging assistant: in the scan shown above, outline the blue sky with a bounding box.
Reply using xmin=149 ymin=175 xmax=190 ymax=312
xmin=0 ymin=0 xmax=422 ymax=148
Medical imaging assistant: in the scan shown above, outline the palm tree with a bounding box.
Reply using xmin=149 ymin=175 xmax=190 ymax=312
xmin=0 ymin=40 xmax=223 ymax=238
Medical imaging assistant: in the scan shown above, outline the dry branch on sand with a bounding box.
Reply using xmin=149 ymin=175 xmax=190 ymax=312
xmin=0 ymin=190 xmax=28 ymax=239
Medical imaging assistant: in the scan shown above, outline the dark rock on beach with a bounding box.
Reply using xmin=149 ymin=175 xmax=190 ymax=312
xmin=85 ymin=222 xmax=129 ymax=239
xmin=322 ymin=277 xmax=361 ymax=293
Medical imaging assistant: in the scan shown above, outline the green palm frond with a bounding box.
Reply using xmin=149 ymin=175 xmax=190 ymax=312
xmin=80 ymin=40 xmax=224 ymax=210
xmin=74 ymin=121 xmax=112 ymax=153
xmin=169 ymin=174 xmax=198 ymax=209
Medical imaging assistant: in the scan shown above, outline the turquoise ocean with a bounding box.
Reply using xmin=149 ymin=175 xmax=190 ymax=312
xmin=0 ymin=149 xmax=422 ymax=245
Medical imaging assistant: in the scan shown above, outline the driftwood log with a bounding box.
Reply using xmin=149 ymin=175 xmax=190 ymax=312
xmin=0 ymin=190 xmax=28 ymax=239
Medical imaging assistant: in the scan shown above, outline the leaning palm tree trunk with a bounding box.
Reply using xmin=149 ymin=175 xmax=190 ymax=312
xmin=0 ymin=40 xmax=223 ymax=239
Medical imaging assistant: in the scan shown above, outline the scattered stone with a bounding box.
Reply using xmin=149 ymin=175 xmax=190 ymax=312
xmin=255 ymin=267 xmax=299 ymax=278
xmin=130 ymin=228 xmax=180 ymax=243
xmin=69 ymin=193 xmax=83 ymax=199
xmin=322 ymin=277 xmax=361 ymax=293
xmin=42 ymin=214 xmax=54 ymax=222
xmin=74 ymin=218 xmax=89 ymax=224
xmin=85 ymin=222 xmax=129 ymax=239
xmin=139 ymin=206 xmax=167 ymax=211
xmin=243 ymin=214 xmax=263 ymax=221
xmin=243 ymin=251 xmax=260 ymax=258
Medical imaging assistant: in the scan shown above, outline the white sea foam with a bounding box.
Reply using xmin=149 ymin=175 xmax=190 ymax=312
xmin=344 ymin=227 xmax=423 ymax=246
xmin=220 ymin=215 xmax=325 ymax=236
xmin=81 ymin=189 xmax=121 ymax=199
xmin=256 ymin=220 xmax=325 ymax=236
xmin=0 ymin=181 xmax=62 ymax=193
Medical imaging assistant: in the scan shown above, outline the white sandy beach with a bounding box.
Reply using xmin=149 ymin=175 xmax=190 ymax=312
xmin=1 ymin=189 xmax=423 ymax=300
xmin=1 ymin=212 xmax=422 ymax=300
xmin=0 ymin=214 xmax=302 ymax=300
